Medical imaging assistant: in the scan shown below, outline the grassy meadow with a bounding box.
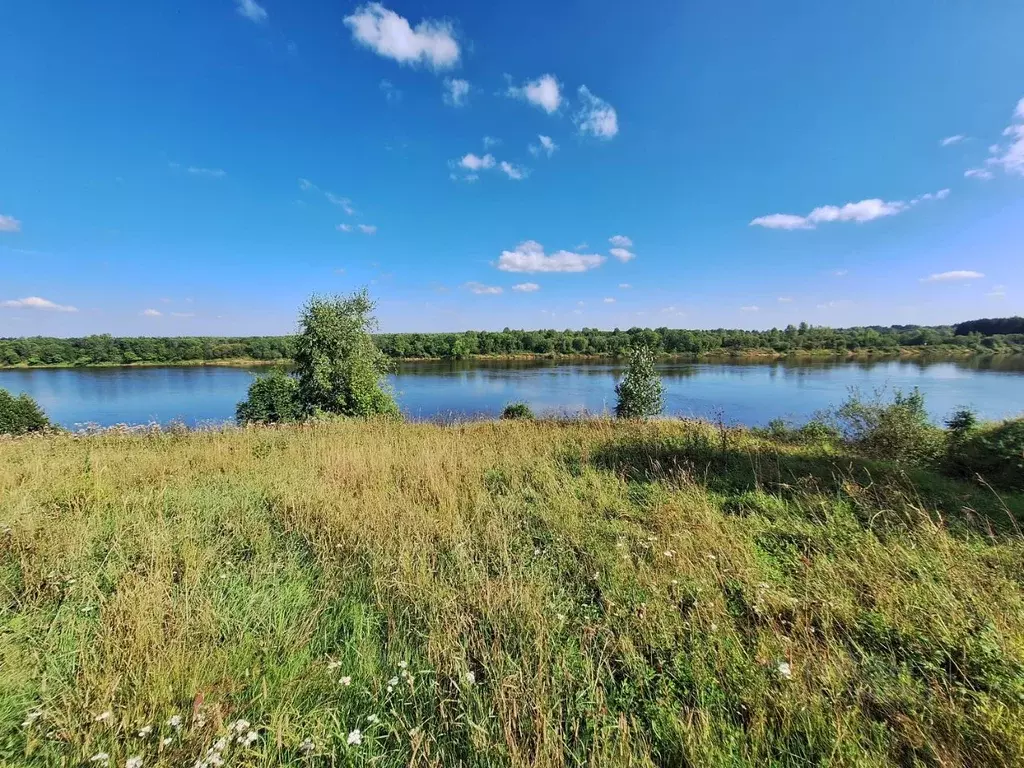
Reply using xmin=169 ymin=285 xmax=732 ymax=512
xmin=1 ymin=419 xmax=1023 ymax=766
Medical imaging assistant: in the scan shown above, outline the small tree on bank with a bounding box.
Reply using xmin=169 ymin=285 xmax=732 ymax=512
xmin=236 ymin=368 xmax=301 ymax=425
xmin=615 ymin=345 xmax=664 ymax=419
xmin=0 ymin=388 xmax=50 ymax=435
xmin=294 ymin=290 xmax=399 ymax=418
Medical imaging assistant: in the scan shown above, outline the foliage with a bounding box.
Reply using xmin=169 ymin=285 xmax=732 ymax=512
xmin=955 ymin=316 xmax=1024 ymax=336
xmin=294 ymin=290 xmax=399 ymax=419
xmin=500 ymin=402 xmax=535 ymax=420
xmin=951 ymin=418 xmax=1024 ymax=490
xmin=615 ymin=345 xmax=665 ymax=419
xmin=759 ymin=417 xmax=842 ymax=446
xmin=235 ymin=368 xmax=301 ymax=425
xmin=3 ymin=317 xmax=1024 ymax=367
xmin=2 ymin=420 xmax=1023 ymax=766
xmin=831 ymin=387 xmax=944 ymax=465
xmin=0 ymin=388 xmax=50 ymax=435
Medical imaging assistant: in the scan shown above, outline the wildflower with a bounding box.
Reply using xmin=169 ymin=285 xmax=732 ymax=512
xmin=339 ymin=675 xmax=352 ymax=686
xmin=710 ymin=623 xmax=718 ymax=632
xmin=409 ymin=726 xmax=421 ymax=737
xmin=366 ymin=714 xmax=380 ymax=724
xmin=90 ymin=754 xmax=110 ymax=765
xmin=326 ymin=659 xmax=343 ymax=670
xmin=663 ymin=550 xmax=675 ymax=558
xmin=22 ymin=708 xmax=43 ymax=727
xmin=227 ymin=719 xmax=250 ymax=734
xmin=137 ymin=725 xmax=153 ymax=738
xmin=126 ymin=757 xmax=144 ymax=768
xmin=299 ymin=737 xmax=315 ymax=754
xmin=464 ymin=671 xmax=476 ymax=685
xmin=777 ymin=661 xmax=793 ymax=680
xmin=388 ymin=676 xmax=399 ymax=686
xmin=95 ymin=710 xmax=113 ymax=723
xmin=167 ymin=715 xmax=182 ymax=728
xmin=556 ymin=613 xmax=566 ymax=621
xmin=346 ymin=729 xmax=362 ymax=746
xmin=397 ymin=660 xmax=408 ymax=669
xmin=533 ymin=548 xmax=540 ymax=555
xmin=213 ymin=737 xmax=228 ymax=752
xmin=161 ymin=737 xmax=172 ymax=747
xmin=241 ymin=730 xmax=258 ymax=747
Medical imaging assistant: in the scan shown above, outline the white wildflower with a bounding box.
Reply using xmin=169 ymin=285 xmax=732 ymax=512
xmin=398 ymin=660 xmax=408 ymax=669
xmin=777 ymin=661 xmax=793 ymax=680
xmin=90 ymin=754 xmax=110 ymax=765
xmin=242 ymin=730 xmax=258 ymax=747
xmin=346 ymin=729 xmax=362 ymax=746
xmin=533 ymin=548 xmax=540 ymax=555
xmin=137 ymin=725 xmax=153 ymax=738
xmin=464 ymin=671 xmax=476 ymax=685
xmin=22 ymin=708 xmax=43 ymax=727
xmin=95 ymin=710 xmax=113 ymax=723
xmin=366 ymin=714 xmax=380 ymax=724
xmin=167 ymin=714 xmax=182 ymax=728
xmin=228 ymin=719 xmax=250 ymax=734
xmin=299 ymin=737 xmax=315 ymax=754
xmin=326 ymin=659 xmax=343 ymax=670
xmin=213 ymin=737 xmax=227 ymax=752
xmin=161 ymin=737 xmax=172 ymax=747
xmin=340 ymin=675 xmax=352 ymax=686
xmin=409 ymin=726 xmax=421 ymax=737
xmin=663 ymin=550 xmax=675 ymax=558
xmin=388 ymin=676 xmax=399 ymax=687
xmin=126 ymin=757 xmax=144 ymax=768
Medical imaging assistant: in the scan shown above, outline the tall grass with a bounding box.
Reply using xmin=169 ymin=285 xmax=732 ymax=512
xmin=1 ymin=419 xmax=1023 ymax=766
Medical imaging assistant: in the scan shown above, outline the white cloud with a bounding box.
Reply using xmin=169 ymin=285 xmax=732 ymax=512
xmin=921 ymin=270 xmax=985 ymax=283
xmin=512 ymin=282 xmax=540 ymax=292
xmin=816 ymin=300 xmax=854 ymax=309
xmin=344 ymin=3 xmax=459 ymax=70
xmin=574 ymin=86 xmax=618 ymax=139
xmin=986 ymin=98 xmax=1024 ymax=176
xmin=529 ymin=135 xmax=557 ymax=157
xmin=187 ymin=166 xmax=226 ymax=178
xmin=940 ymin=135 xmax=965 ymax=146
xmin=465 ymin=281 xmax=503 ymax=295
xmin=832 ymin=269 xmax=849 ymax=277
xmin=443 ymin=78 xmax=470 ymax=107
xmin=1 ymin=296 xmax=78 ymax=312
xmin=777 ymin=297 xmax=793 ymax=303
xmin=379 ymin=79 xmax=402 ymax=104
xmin=235 ymin=0 xmax=267 ymax=23
xmin=965 ymin=168 xmax=994 ymax=180
xmin=496 ymin=240 xmax=606 ymax=273
xmin=482 ymin=136 xmax=500 ymax=149
xmin=987 ymin=284 xmax=1006 ymax=299
xmin=141 ymin=308 xmax=162 ymax=317
xmin=507 ymin=74 xmax=562 ymax=114
xmin=337 ymin=224 xmax=353 ymax=233
xmin=0 ymin=214 xmax=21 ymax=233
xmin=298 ymin=178 xmax=319 ymax=192
xmin=499 ymin=161 xmax=527 ymax=180
xmin=459 ymin=153 xmax=495 ymax=171
xmin=749 ymin=191 xmax=948 ymax=230
xmin=358 ymin=224 xmax=378 ymax=235
xmin=326 ymin=193 xmax=355 ymax=215
xmin=740 ymin=305 xmax=759 ymax=312
xmin=609 ymin=247 xmax=635 ymax=262
xmin=619 ymin=283 xmax=631 ymax=289
xmin=603 ymin=297 xmax=615 ymax=303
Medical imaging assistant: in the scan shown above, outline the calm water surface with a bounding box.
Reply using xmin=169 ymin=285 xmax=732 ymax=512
xmin=1 ymin=357 xmax=1022 ymax=429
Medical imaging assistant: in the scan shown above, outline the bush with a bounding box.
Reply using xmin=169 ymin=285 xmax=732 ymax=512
xmin=952 ymin=419 xmax=1024 ymax=490
xmin=295 ymin=290 xmax=399 ymax=419
xmin=236 ymin=368 xmax=301 ymax=425
xmin=0 ymin=388 xmax=50 ymax=435
xmin=501 ymin=402 xmax=535 ymax=420
xmin=615 ymin=345 xmax=664 ymax=419
xmin=832 ymin=387 xmax=943 ymax=465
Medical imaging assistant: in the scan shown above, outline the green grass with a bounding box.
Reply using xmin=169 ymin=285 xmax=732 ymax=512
xmin=1 ymin=419 xmax=1023 ymax=766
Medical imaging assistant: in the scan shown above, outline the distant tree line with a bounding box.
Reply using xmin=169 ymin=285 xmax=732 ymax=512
xmin=2 ymin=320 xmax=1023 ymax=367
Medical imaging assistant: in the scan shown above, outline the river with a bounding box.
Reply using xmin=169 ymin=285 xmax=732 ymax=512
xmin=1 ymin=357 xmax=1022 ymax=429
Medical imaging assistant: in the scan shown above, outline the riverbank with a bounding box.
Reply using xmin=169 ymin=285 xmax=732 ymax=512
xmin=2 ymin=419 xmax=1022 ymax=766
xmin=0 ymin=344 xmax=1016 ymax=370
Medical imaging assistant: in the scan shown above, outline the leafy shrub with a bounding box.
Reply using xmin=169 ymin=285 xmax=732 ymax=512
xmin=294 ymin=290 xmax=399 ymax=418
xmin=831 ymin=387 xmax=943 ymax=465
xmin=236 ymin=369 xmax=301 ymax=425
xmin=757 ymin=418 xmax=841 ymax=447
xmin=952 ymin=419 xmax=1024 ymax=489
xmin=0 ymin=388 xmax=50 ymax=435
xmin=501 ymin=402 xmax=535 ymax=420
xmin=615 ymin=345 xmax=664 ymax=419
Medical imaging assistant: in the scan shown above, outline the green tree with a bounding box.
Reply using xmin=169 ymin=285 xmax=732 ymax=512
xmin=0 ymin=388 xmax=51 ymax=435
xmin=294 ymin=290 xmax=399 ymax=418
xmin=236 ymin=368 xmax=301 ymax=425
xmin=614 ymin=345 xmax=665 ymax=419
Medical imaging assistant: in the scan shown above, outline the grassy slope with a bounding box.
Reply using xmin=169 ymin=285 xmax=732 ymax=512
xmin=1 ymin=420 xmax=1023 ymax=767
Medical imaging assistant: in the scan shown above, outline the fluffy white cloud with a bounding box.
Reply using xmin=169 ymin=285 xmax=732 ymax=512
xmin=482 ymin=136 xmax=500 ymax=149
xmin=235 ymin=0 xmax=267 ymax=23
xmin=921 ymin=270 xmax=985 ymax=282
xmin=940 ymin=135 xmax=965 ymax=146
xmin=459 ymin=153 xmax=495 ymax=171
xmin=499 ymin=161 xmax=527 ymax=180
xmin=603 ymin=297 xmax=615 ymax=304
xmin=740 ymin=306 xmax=759 ymax=312
xmin=358 ymin=224 xmax=377 ymax=234
xmin=496 ymin=240 xmax=605 ymax=273
xmin=0 ymin=214 xmax=21 ymax=233
xmin=750 ymin=191 xmax=947 ymax=230
xmin=344 ymin=3 xmax=459 ymax=70
xmin=507 ymin=74 xmax=562 ymax=114
xmin=965 ymin=168 xmax=994 ymax=180
xmin=986 ymin=97 xmax=1024 ymax=176
xmin=187 ymin=166 xmax=226 ymax=178
xmin=465 ymin=281 xmax=503 ymax=295
xmin=609 ymin=247 xmax=635 ymax=262
xmin=298 ymin=178 xmax=319 ymax=192
xmin=443 ymin=78 xmax=470 ymax=107
xmin=777 ymin=297 xmax=793 ymax=303
xmin=608 ymin=235 xmax=632 ymax=248
xmin=619 ymin=283 xmax=631 ymax=289
xmin=575 ymin=86 xmax=618 ymax=139
xmin=326 ymin=193 xmax=355 ymax=215
xmin=337 ymin=223 xmax=353 ymax=232
xmin=529 ymin=135 xmax=557 ymax=157
xmin=987 ymin=284 xmax=1007 ymax=299
xmin=141 ymin=308 xmax=162 ymax=317
xmin=512 ymin=282 xmax=540 ymax=292
xmin=379 ymin=79 xmax=402 ymax=104
xmin=816 ymin=300 xmax=854 ymax=310
xmin=1 ymin=296 xmax=78 ymax=312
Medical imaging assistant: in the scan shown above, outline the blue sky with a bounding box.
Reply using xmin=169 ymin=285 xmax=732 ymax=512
xmin=1 ymin=0 xmax=1023 ymax=336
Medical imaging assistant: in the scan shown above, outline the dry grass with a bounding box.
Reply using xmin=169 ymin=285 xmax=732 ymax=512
xmin=1 ymin=419 xmax=1023 ymax=767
